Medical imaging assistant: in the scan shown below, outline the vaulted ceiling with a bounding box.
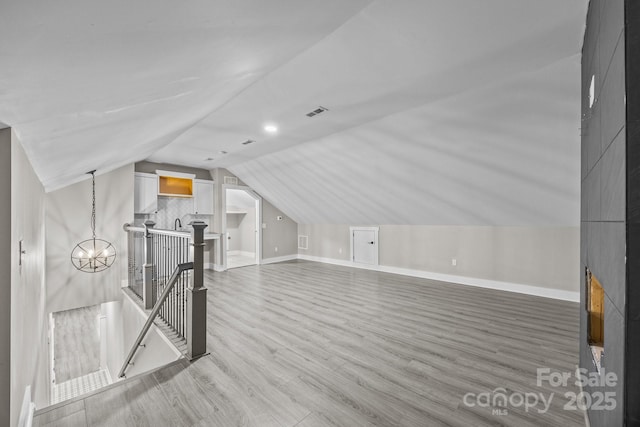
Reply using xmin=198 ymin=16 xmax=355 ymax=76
xmin=0 ymin=0 xmax=587 ymax=225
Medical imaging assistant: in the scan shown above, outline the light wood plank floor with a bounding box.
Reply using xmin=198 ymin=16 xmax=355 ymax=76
xmin=35 ymin=260 xmax=584 ymax=426
xmin=53 ymin=305 xmax=101 ymax=383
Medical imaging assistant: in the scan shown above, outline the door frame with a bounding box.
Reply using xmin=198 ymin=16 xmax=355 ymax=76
xmin=349 ymin=226 xmax=379 ymax=266
xmin=222 ymin=185 xmax=262 ymax=269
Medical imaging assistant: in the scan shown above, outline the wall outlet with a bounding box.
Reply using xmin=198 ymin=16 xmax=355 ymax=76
xmin=262 ymin=223 xmax=267 ymax=229
xmin=338 ymin=248 xmax=342 ymax=254
xmin=451 ymin=258 xmax=457 ymax=266
xmin=274 ymin=246 xmax=278 ymax=253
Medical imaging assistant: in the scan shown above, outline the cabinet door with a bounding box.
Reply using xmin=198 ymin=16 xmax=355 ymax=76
xmin=193 ymin=180 xmax=214 ymax=215
xmin=134 ymin=173 xmax=158 ymax=214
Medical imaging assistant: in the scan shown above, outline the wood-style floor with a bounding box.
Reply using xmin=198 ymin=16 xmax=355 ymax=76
xmin=34 ymin=260 xmax=584 ymax=426
xmin=53 ymin=305 xmax=101 ymax=383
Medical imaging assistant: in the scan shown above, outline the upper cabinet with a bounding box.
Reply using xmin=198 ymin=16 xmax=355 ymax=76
xmin=134 ymin=172 xmax=158 ymax=214
xmin=156 ymin=170 xmax=195 ymax=197
xmin=193 ymin=179 xmax=214 ymax=215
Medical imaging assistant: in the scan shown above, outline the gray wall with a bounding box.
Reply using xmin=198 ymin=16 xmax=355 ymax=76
xmin=212 ymin=168 xmax=298 ymax=262
xmin=262 ymin=199 xmax=297 ymax=259
xmin=580 ymin=0 xmax=626 ymax=425
xmin=0 ymin=129 xmax=10 ymax=425
xmin=46 ymin=164 xmax=134 ymax=314
xmin=298 ymin=224 xmax=579 ymax=292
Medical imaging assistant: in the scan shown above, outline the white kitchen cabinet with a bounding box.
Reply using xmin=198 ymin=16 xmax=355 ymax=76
xmin=134 ymin=172 xmax=158 ymax=214
xmin=193 ymin=179 xmax=214 ymax=215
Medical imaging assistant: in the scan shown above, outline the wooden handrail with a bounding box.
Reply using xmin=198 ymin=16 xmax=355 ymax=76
xmin=118 ymin=262 xmax=193 ymax=378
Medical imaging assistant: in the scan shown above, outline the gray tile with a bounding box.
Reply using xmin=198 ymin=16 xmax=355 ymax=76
xmin=586 ymin=221 xmax=598 ymax=269
xmin=581 ymin=179 xmax=588 ymax=222
xmin=599 ymin=36 xmax=626 ymax=153
xmin=594 ymin=222 xmax=626 ymax=314
xmin=598 ymin=0 xmax=624 ymax=78
xmin=586 ymin=101 xmax=602 ymax=173
xmin=601 ymin=131 xmax=625 ymax=221
xmin=602 ymin=295 xmax=625 ymax=426
xmin=586 ymin=164 xmax=602 ymax=222
xmin=581 ymin=224 xmax=588 ymax=265
xmin=583 ymin=0 xmax=600 ymax=77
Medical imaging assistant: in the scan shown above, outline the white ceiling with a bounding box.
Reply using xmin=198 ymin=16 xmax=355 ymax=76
xmin=0 ymin=0 xmax=588 ymax=225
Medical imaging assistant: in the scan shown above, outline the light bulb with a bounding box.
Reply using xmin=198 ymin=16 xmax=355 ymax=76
xmin=263 ymin=124 xmax=278 ymax=134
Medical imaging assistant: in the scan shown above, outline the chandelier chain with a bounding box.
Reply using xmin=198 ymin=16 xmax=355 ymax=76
xmin=91 ymin=171 xmax=96 ymax=239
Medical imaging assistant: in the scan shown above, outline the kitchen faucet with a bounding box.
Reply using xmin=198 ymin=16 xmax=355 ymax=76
xmin=174 ymin=218 xmax=182 ymax=230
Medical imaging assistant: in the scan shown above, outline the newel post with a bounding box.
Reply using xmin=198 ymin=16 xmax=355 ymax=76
xmin=143 ymin=220 xmax=156 ymax=309
xmin=187 ymin=221 xmax=208 ymax=359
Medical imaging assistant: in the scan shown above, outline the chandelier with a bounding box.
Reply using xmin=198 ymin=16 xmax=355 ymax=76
xmin=70 ymin=171 xmax=116 ymax=273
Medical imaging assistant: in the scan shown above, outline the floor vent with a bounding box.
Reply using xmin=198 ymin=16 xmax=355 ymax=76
xmin=224 ymin=176 xmax=238 ymax=185
xmin=306 ymin=106 xmax=328 ymax=117
xmin=298 ymin=235 xmax=308 ymax=250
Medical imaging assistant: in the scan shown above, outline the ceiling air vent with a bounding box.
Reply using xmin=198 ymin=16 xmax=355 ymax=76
xmin=224 ymin=176 xmax=238 ymax=185
xmin=242 ymin=140 xmax=254 ymax=145
xmin=306 ymin=106 xmax=328 ymax=118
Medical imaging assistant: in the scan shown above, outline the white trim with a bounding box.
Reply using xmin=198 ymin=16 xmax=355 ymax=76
xmin=262 ymin=254 xmax=298 ymax=265
xmin=18 ymin=386 xmax=35 ymax=427
xmin=204 ymin=262 xmax=227 ymax=271
xmin=349 ymin=226 xmax=379 ymax=266
xmin=222 ymin=185 xmax=262 ymax=270
xmin=575 ymin=364 xmax=591 ymax=427
xmin=297 ymin=254 xmax=579 ymax=302
xmin=154 ymin=169 xmax=195 ymax=179
xmin=227 ymin=250 xmax=255 ymax=258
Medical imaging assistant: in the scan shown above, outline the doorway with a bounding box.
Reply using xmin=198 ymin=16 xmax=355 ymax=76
xmin=223 ymin=187 xmax=261 ymax=269
xmin=350 ymin=226 xmax=379 ymax=265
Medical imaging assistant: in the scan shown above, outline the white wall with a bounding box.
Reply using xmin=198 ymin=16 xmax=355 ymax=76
xmin=0 ymin=129 xmax=11 ymax=425
xmin=46 ymin=164 xmax=134 ymax=314
xmin=8 ymin=130 xmax=49 ymax=424
xmin=100 ymin=296 xmax=180 ymax=381
xmin=298 ymin=224 xmax=579 ymax=294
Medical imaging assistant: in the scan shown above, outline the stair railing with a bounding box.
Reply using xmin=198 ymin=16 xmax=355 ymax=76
xmin=121 ymin=221 xmax=209 ymax=378
xmin=118 ymin=262 xmax=192 ymax=378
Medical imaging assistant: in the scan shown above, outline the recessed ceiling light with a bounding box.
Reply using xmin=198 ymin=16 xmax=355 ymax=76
xmin=242 ymin=140 xmax=255 ymax=145
xmin=264 ymin=124 xmax=278 ymax=134
xmin=219 ymin=150 xmax=228 ymax=155
xmin=205 ymin=157 xmax=214 ymax=161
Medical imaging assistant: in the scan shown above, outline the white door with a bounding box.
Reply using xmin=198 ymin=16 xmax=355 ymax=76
xmin=351 ymin=227 xmax=379 ymax=265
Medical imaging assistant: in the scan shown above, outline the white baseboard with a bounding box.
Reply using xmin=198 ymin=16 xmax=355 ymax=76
xmin=262 ymin=254 xmax=298 ymax=265
xmin=18 ymin=386 xmax=34 ymax=427
xmin=228 ymin=250 xmax=255 ymax=258
xmin=297 ymin=254 xmax=579 ymax=302
xmin=213 ymin=264 xmax=225 ymax=272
